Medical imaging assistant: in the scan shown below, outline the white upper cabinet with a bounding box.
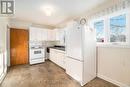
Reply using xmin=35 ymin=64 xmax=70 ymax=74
xmin=29 ymin=27 xmax=47 ymax=41
xmin=55 ymin=29 xmax=60 ymax=40
xmin=55 ymin=29 xmax=65 ymax=45
xmin=29 ymin=27 xmax=37 ymax=41
xmin=29 ymin=27 xmax=56 ymax=41
xmin=41 ymin=29 xmax=48 ymax=41
xmin=37 ymin=28 xmax=42 ymax=41
xmin=29 ymin=26 xmax=66 ymax=42
xmin=47 ymin=30 xmax=56 ymax=41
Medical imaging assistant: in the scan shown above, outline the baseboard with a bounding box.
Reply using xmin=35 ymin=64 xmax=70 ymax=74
xmin=0 ymin=72 xmax=7 ymax=84
xmin=97 ymin=74 xmax=130 ymax=87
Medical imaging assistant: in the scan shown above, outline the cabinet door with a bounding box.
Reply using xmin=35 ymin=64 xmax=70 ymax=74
xmin=36 ymin=29 xmax=42 ymax=41
xmin=50 ymin=49 xmax=65 ymax=69
xmin=47 ymin=30 xmax=56 ymax=41
xmin=50 ymin=49 xmax=57 ymax=63
xmin=56 ymin=52 xmax=65 ymax=68
xmin=55 ymin=29 xmax=60 ymax=40
xmin=55 ymin=29 xmax=65 ymax=45
xmin=30 ymin=27 xmax=51 ymax=41
xmin=47 ymin=30 xmax=51 ymax=41
xmin=50 ymin=49 xmax=54 ymax=61
xmin=30 ymin=27 xmax=42 ymax=41
xmin=59 ymin=29 xmax=65 ymax=45
xmin=51 ymin=30 xmax=56 ymax=40
xmin=30 ymin=28 xmax=37 ymax=41
xmin=41 ymin=29 xmax=48 ymax=41
xmin=39 ymin=29 xmax=43 ymax=41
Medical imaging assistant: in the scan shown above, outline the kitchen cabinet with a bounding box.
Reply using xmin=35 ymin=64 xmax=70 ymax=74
xmin=55 ymin=29 xmax=65 ymax=45
xmin=29 ymin=27 xmax=56 ymax=41
xmin=50 ymin=48 xmax=65 ymax=69
xmin=41 ymin=29 xmax=48 ymax=41
xmin=30 ymin=27 xmax=37 ymax=41
xmin=37 ymin=29 xmax=42 ymax=41
xmin=29 ymin=26 xmax=66 ymax=42
xmin=47 ymin=30 xmax=56 ymax=41
xmin=55 ymin=29 xmax=60 ymax=40
xmin=55 ymin=29 xmax=64 ymax=40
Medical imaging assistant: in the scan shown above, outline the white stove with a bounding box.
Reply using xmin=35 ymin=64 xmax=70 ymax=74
xmin=29 ymin=42 xmax=45 ymax=64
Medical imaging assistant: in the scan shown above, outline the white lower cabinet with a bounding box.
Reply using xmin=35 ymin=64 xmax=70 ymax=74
xmin=50 ymin=48 xmax=65 ymax=69
xmin=50 ymin=49 xmax=56 ymax=62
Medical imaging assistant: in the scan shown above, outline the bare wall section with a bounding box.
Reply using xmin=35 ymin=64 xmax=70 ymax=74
xmin=97 ymin=47 xmax=130 ymax=87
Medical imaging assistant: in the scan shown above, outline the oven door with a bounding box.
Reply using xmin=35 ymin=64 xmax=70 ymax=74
xmin=30 ymin=49 xmax=44 ymax=59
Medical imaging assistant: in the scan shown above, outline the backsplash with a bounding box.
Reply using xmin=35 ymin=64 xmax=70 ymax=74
xmin=42 ymin=41 xmax=61 ymax=47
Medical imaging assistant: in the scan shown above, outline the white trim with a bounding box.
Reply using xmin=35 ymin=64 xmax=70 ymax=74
xmin=97 ymin=74 xmax=130 ymax=87
xmin=97 ymin=43 xmax=130 ymax=48
xmin=0 ymin=72 xmax=7 ymax=84
xmin=91 ymin=17 xmax=106 ymax=43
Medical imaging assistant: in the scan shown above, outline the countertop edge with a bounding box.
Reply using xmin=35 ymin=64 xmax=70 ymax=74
xmin=50 ymin=48 xmax=65 ymax=53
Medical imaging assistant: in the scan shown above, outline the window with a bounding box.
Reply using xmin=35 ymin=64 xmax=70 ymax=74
xmin=92 ymin=11 xmax=129 ymax=47
xmin=94 ymin=20 xmax=104 ymax=43
xmin=110 ymin=14 xmax=126 ymax=43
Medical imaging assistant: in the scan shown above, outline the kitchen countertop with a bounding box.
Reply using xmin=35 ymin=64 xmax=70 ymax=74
xmin=48 ymin=45 xmax=65 ymax=52
xmin=50 ymin=47 xmax=65 ymax=51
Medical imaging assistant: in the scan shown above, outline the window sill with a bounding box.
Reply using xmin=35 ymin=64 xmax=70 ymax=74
xmin=96 ymin=43 xmax=130 ymax=48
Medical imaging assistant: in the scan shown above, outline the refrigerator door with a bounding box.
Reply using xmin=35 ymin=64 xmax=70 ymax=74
xmin=65 ymin=56 xmax=83 ymax=84
xmin=66 ymin=22 xmax=83 ymax=61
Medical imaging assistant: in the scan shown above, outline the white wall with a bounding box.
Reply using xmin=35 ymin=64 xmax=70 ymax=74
xmin=9 ymin=19 xmax=55 ymax=29
xmin=0 ymin=17 xmax=8 ymax=83
xmin=97 ymin=47 xmax=130 ymax=87
xmin=0 ymin=17 xmax=8 ymax=51
xmin=9 ymin=19 xmax=31 ymax=29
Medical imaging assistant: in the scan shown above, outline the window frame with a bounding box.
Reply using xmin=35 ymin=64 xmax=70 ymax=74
xmin=108 ymin=10 xmax=130 ymax=46
xmin=91 ymin=9 xmax=130 ymax=48
xmin=91 ymin=17 xmax=107 ymax=45
xmin=94 ymin=20 xmax=105 ymax=43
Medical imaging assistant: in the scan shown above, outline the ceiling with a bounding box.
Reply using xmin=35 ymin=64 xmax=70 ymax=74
xmin=13 ymin=0 xmax=108 ymax=27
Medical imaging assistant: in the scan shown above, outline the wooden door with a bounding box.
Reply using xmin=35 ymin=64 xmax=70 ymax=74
xmin=10 ymin=28 xmax=29 ymax=66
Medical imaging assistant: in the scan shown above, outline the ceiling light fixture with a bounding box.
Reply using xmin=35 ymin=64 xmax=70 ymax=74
xmin=42 ymin=5 xmax=54 ymax=16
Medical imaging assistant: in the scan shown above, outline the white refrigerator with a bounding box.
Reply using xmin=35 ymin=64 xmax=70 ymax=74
xmin=65 ymin=21 xmax=96 ymax=86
